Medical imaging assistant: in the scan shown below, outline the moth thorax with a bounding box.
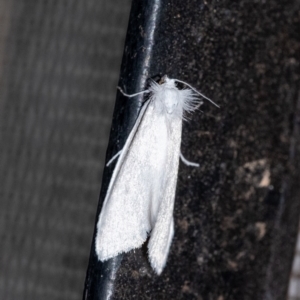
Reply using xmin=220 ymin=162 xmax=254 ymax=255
xmin=164 ymin=88 xmax=179 ymax=114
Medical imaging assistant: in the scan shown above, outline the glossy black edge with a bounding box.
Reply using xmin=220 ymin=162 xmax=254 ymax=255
xmin=82 ymin=1 xmax=162 ymax=299
xmin=263 ymin=92 xmax=300 ymax=299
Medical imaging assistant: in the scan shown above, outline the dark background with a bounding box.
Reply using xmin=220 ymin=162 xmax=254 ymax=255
xmin=0 ymin=1 xmax=131 ymax=299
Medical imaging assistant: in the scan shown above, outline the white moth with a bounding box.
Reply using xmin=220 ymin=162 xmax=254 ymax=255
xmin=95 ymin=75 xmax=218 ymax=275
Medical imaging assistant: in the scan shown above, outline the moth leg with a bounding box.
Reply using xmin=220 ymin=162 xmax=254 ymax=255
xmin=106 ymin=150 xmax=122 ymax=167
xmin=117 ymin=86 xmax=150 ymax=98
xmin=180 ymin=152 xmax=199 ymax=167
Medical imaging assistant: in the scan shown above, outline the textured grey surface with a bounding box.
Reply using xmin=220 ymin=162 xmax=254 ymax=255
xmin=0 ymin=1 xmax=131 ymax=299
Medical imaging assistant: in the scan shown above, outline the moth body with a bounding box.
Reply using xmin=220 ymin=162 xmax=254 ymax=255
xmin=95 ymin=76 xmax=217 ymax=274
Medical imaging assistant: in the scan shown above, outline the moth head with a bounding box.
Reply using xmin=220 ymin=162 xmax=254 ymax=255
xmin=159 ymin=75 xmax=169 ymax=84
xmin=160 ymin=75 xmax=176 ymax=88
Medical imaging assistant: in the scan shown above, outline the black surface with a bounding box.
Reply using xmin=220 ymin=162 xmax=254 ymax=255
xmin=83 ymin=0 xmax=300 ymax=299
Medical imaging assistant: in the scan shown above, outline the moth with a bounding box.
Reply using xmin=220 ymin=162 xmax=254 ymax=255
xmin=95 ymin=75 xmax=218 ymax=275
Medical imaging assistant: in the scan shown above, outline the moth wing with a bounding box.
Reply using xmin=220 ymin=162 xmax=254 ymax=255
xmin=147 ymin=114 xmax=182 ymax=274
xmin=95 ymin=100 xmax=172 ymax=261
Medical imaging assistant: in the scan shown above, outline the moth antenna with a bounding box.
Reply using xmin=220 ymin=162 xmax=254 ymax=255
xmin=117 ymin=86 xmax=150 ymax=98
xmin=174 ymin=79 xmax=220 ymax=108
